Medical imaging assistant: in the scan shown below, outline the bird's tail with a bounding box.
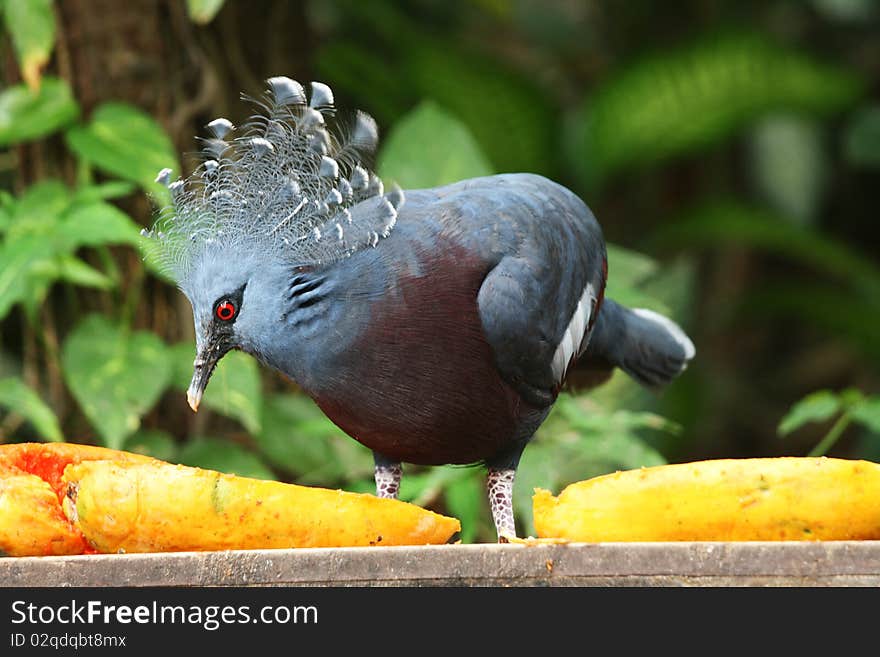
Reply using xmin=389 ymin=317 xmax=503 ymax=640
xmin=584 ymin=299 xmax=695 ymax=388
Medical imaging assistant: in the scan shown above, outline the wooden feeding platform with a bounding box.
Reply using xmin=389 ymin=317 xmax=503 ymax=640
xmin=3 ymin=541 xmax=880 ymax=587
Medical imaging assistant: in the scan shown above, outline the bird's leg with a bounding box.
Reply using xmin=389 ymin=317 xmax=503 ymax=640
xmin=375 ymin=463 xmax=402 ymax=498
xmin=487 ymin=467 xmax=517 ymax=542
xmin=373 ymin=452 xmax=402 ymax=499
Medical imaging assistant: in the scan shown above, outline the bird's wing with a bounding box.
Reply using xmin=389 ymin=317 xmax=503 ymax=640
xmin=472 ymin=175 xmax=607 ymax=407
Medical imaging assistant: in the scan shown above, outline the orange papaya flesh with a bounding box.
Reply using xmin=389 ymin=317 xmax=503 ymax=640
xmin=63 ymin=460 xmax=461 ymax=552
xmin=0 ymin=443 xmax=156 ymax=556
xmin=534 ymin=457 xmax=880 ymax=542
xmin=0 ymin=468 xmax=87 ymax=557
xmin=0 ymin=442 xmax=154 ymax=503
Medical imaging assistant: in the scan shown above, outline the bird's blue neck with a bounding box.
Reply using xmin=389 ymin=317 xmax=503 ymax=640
xmin=240 ymin=261 xmax=352 ymax=392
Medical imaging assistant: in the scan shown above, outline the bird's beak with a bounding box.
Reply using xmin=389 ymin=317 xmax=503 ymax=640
xmin=186 ymin=350 xmax=224 ymax=413
xmin=186 ymin=376 xmax=204 ymax=412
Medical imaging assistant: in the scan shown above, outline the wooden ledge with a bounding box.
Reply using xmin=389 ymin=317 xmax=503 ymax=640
xmin=3 ymin=541 xmax=880 ymax=587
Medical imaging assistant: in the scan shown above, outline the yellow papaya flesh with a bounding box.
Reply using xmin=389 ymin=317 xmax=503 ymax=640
xmin=63 ymin=460 xmax=461 ymax=552
xmin=0 ymin=443 xmax=157 ymax=556
xmin=0 ymin=470 xmax=85 ymax=556
xmin=534 ymin=457 xmax=880 ymax=542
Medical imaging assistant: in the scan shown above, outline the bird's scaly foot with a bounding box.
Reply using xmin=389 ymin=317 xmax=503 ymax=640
xmin=374 ymin=462 xmax=402 ymax=499
xmin=488 ymin=467 xmax=517 ymax=540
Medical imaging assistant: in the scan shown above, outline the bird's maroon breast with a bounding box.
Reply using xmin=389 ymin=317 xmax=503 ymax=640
xmin=312 ymin=243 xmax=522 ymax=465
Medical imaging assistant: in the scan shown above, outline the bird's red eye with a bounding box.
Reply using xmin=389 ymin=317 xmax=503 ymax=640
xmin=216 ymin=301 xmax=236 ymax=321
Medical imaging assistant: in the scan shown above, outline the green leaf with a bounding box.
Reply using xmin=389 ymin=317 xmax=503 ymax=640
xmin=443 ymin=472 xmax=483 ymax=543
xmin=844 ymin=105 xmax=880 ymax=168
xmin=57 ymin=201 xmax=143 ymax=249
xmin=0 ymin=183 xmax=144 ymax=320
xmin=72 ymin=181 xmax=136 ymax=204
xmin=399 ymin=467 xmax=468 ymax=507
xmin=378 ymin=101 xmax=494 ymax=189
xmin=517 ymin=417 xmax=668 ymax=536
xmin=61 ymin=315 xmax=171 ymax=449
xmin=749 ymin=114 xmax=826 ymax=226
xmin=2 ymin=0 xmax=55 ymax=90
xmin=0 ymin=233 xmax=57 ymax=321
xmin=253 ymin=393 xmax=373 ymax=484
xmin=603 ymin=243 xmax=666 ymax=311
xmin=178 ymin=437 xmax=275 ymax=480
xmin=0 ymin=181 xmax=73 ymax=320
xmin=0 ymin=77 xmax=79 ymax=146
xmin=654 ymin=201 xmax=880 ymax=298
xmin=851 ymin=398 xmax=880 ymax=435
xmin=185 ymin=0 xmax=225 ymax=24
xmin=514 ymin=393 xmax=672 ymax=535
xmin=778 ymin=390 xmax=842 ymax=436
xmin=55 ymin=255 xmax=114 ymax=289
xmin=742 ymin=284 xmax=880 ymax=362
xmin=65 ymin=102 xmax=177 ymax=197
xmin=406 ymin=46 xmax=556 ymax=174
xmin=315 ymin=3 xmax=555 ymax=173
xmin=0 ymin=377 xmax=62 ymax=441
xmin=202 ymin=351 xmax=263 ymax=434
xmin=568 ymin=32 xmax=864 ymax=189
xmin=123 ymin=429 xmax=179 ymax=462
xmin=169 ymin=343 xmax=262 ymax=434
xmin=168 ymin=342 xmax=197 ymax=391
xmin=7 ymin=180 xmax=71 ymax=236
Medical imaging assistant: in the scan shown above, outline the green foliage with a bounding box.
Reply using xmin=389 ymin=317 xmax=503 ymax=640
xmin=1 ymin=0 xmax=55 ymax=89
xmin=0 ymin=377 xmax=62 ymax=441
xmin=656 ymin=201 xmax=880 ymax=295
xmin=515 ymin=394 xmax=674 ymax=535
xmin=378 ymin=101 xmax=494 ymax=189
xmin=169 ymin=344 xmax=263 ymax=435
xmin=852 ymin=399 xmax=880 ymax=434
xmin=749 ymin=114 xmax=826 ymax=226
xmin=315 ymin=43 xmax=413 ymax=124
xmin=61 ymin=315 xmax=172 ymax=449
xmin=186 ymin=0 xmax=226 ymax=24
xmin=316 ymin=3 xmax=557 ymax=174
xmin=568 ymin=32 xmax=864 ymax=189
xmin=65 ymin=102 xmax=178 ymax=201
xmin=779 ymin=388 xmax=880 ymax=456
xmin=399 ymin=467 xmax=483 ymax=542
xmin=0 ymin=180 xmax=141 ymax=321
xmin=123 ymin=429 xmax=179 ymax=462
xmin=0 ymin=77 xmax=79 ymax=146
xmin=604 ymin=244 xmax=671 ymax=313
xmin=778 ymin=390 xmax=843 ymax=436
xmin=199 ymin=351 xmax=263 ymax=435
xmin=253 ymin=393 xmax=373 ymax=485
xmin=178 ymin=437 xmax=274 ymax=480
xmin=844 ymin=105 xmax=880 ymax=168
xmin=403 ymin=45 xmax=556 ymax=175
xmin=654 ymin=200 xmax=880 ymax=361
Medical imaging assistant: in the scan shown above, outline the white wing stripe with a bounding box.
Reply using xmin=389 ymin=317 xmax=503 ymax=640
xmin=550 ymin=282 xmax=595 ymax=382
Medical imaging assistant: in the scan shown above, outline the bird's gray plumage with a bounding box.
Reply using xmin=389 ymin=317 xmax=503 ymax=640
xmin=146 ymin=77 xmax=403 ymax=291
xmin=147 ymin=76 xmax=695 ymax=540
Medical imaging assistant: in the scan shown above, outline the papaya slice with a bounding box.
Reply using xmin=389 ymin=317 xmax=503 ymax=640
xmin=63 ymin=460 xmax=461 ymax=552
xmin=0 ymin=468 xmax=86 ymax=557
xmin=534 ymin=457 xmax=880 ymax=542
xmin=0 ymin=443 xmax=156 ymax=556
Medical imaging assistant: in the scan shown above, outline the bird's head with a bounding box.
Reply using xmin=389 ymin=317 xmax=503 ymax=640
xmin=143 ymin=76 xmax=403 ymax=412
xmin=181 ymin=251 xmax=248 ymax=411
xmin=180 ymin=248 xmax=297 ymax=412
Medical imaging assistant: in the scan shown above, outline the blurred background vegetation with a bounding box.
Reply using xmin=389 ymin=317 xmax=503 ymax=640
xmin=0 ymin=0 xmax=878 ymax=541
